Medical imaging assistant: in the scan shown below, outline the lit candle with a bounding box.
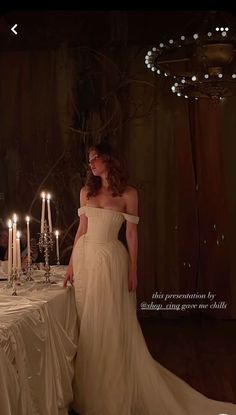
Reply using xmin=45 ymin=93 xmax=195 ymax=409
xmin=7 ymin=219 xmax=13 ymax=280
xmin=26 ymin=216 xmax=31 ymax=267
xmin=16 ymin=230 xmax=21 ymax=272
xmin=47 ymin=193 xmax=52 ymax=233
xmin=55 ymin=230 xmax=60 ymax=265
xmin=41 ymin=192 xmax=46 ymax=233
xmin=12 ymin=214 xmax=17 ymax=272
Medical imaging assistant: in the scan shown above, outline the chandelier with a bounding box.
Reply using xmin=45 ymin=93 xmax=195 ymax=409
xmin=145 ymin=11 xmax=236 ymax=100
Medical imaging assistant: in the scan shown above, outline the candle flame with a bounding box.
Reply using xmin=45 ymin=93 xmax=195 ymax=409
xmin=12 ymin=213 xmax=17 ymax=223
xmin=25 ymin=215 xmax=30 ymax=222
xmin=16 ymin=230 xmax=21 ymax=239
xmin=47 ymin=193 xmax=51 ymax=200
xmin=55 ymin=230 xmax=59 ymax=237
xmin=41 ymin=191 xmax=46 ymax=199
xmin=7 ymin=219 xmax=12 ymax=228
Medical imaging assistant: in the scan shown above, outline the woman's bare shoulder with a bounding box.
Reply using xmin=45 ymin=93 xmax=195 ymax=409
xmin=123 ymin=186 xmax=138 ymax=204
xmin=80 ymin=185 xmax=90 ymax=195
xmin=123 ymin=186 xmax=138 ymax=215
xmin=80 ymin=186 xmax=89 ymax=204
xmin=123 ymin=185 xmax=138 ymax=196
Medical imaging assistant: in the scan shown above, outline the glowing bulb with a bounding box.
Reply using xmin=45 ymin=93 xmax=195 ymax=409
xmin=12 ymin=213 xmax=17 ymax=223
xmin=147 ymin=64 xmax=151 ymax=68
xmin=207 ymin=32 xmax=212 ymax=37
xmin=204 ymin=74 xmax=209 ymax=79
xmin=7 ymin=219 xmax=12 ymax=229
xmin=147 ymin=51 xmax=152 ymax=56
xmin=193 ymin=33 xmax=198 ymax=39
xmin=169 ymin=39 xmax=174 ymax=44
xmin=225 ymin=27 xmax=229 ymax=31
xmin=220 ymin=27 xmax=224 ymax=31
xmin=177 ymin=93 xmax=181 ymax=97
xmin=157 ymin=69 xmax=161 ymax=74
xmin=152 ymin=47 xmax=157 ymax=51
xmin=181 ymin=79 xmax=186 ymax=84
xmin=192 ymin=75 xmax=197 ymax=81
xmin=218 ymin=73 xmax=223 ymax=78
xmin=159 ymin=43 xmax=164 ymax=48
xmin=180 ymin=35 xmax=185 ymax=40
xmin=232 ymin=74 xmax=236 ymax=78
xmin=215 ymin=27 xmax=220 ymax=31
xmin=221 ymin=31 xmax=227 ymax=37
xmin=151 ymin=67 xmax=156 ymax=71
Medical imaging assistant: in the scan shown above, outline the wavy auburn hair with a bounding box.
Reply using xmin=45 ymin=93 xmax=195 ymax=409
xmin=85 ymin=141 xmax=128 ymax=198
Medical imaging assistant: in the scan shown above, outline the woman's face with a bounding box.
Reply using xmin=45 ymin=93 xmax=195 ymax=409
xmin=88 ymin=150 xmax=107 ymax=176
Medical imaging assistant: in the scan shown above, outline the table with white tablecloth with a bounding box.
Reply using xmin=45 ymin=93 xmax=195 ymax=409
xmin=0 ymin=266 xmax=78 ymax=415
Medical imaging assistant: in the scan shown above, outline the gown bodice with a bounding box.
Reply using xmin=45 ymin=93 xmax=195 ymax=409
xmin=78 ymin=206 xmax=139 ymax=244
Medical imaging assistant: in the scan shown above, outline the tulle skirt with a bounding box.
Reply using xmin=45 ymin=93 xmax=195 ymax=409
xmin=72 ymin=235 xmax=236 ymax=415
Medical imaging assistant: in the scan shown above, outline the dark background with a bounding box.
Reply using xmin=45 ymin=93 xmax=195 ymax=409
xmin=1 ymin=9 xmax=236 ymax=318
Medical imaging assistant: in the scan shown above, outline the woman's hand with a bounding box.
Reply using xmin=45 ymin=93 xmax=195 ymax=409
xmin=63 ymin=264 xmax=74 ymax=287
xmin=128 ymin=267 xmax=137 ymax=292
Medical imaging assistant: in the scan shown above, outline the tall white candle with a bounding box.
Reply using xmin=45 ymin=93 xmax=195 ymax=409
xmin=26 ymin=216 xmax=31 ymax=266
xmin=41 ymin=192 xmax=46 ymax=233
xmin=47 ymin=193 xmax=52 ymax=233
xmin=7 ymin=219 xmax=13 ymax=280
xmin=55 ymin=230 xmax=60 ymax=263
xmin=12 ymin=213 xmax=17 ymax=272
xmin=16 ymin=231 xmax=21 ymax=272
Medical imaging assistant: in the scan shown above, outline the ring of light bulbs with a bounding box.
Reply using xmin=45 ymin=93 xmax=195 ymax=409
xmin=145 ymin=26 xmax=236 ymax=100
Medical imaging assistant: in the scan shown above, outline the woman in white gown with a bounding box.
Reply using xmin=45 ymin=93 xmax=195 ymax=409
xmin=64 ymin=142 xmax=236 ymax=415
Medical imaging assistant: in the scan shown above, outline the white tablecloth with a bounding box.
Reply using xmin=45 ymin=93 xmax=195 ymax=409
xmin=0 ymin=266 xmax=78 ymax=415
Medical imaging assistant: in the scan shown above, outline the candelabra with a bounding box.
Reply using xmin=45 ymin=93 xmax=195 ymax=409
xmin=38 ymin=220 xmax=54 ymax=283
xmin=8 ymin=269 xmax=17 ymax=295
xmin=25 ymin=260 xmax=34 ymax=281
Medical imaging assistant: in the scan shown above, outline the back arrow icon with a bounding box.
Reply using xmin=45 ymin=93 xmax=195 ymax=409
xmin=11 ymin=24 xmax=18 ymax=35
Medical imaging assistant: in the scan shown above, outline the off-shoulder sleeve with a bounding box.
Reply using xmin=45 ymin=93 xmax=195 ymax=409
xmin=78 ymin=206 xmax=86 ymax=216
xmin=123 ymin=212 xmax=139 ymax=224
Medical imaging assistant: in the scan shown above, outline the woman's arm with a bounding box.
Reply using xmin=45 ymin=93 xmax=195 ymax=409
xmin=124 ymin=187 xmax=139 ymax=292
xmin=63 ymin=187 xmax=88 ymax=286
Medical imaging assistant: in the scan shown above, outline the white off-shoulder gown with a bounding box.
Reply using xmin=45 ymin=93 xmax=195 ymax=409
xmin=72 ymin=205 xmax=236 ymax=415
